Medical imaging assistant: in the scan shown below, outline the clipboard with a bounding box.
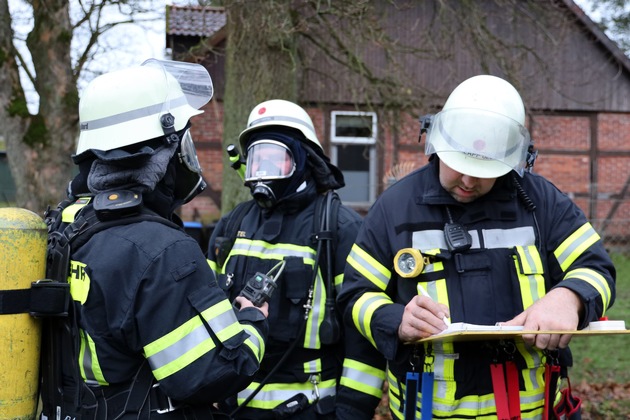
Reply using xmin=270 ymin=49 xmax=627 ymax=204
xmin=418 ymin=320 xmax=630 ymax=343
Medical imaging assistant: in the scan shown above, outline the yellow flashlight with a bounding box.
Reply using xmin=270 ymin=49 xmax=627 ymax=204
xmin=393 ymin=248 xmax=426 ymax=278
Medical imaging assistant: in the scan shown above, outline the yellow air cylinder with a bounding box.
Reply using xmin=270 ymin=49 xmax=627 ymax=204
xmin=0 ymin=208 xmax=47 ymax=420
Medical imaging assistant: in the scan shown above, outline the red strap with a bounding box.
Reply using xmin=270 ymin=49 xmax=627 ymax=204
xmin=492 ymin=362 xmax=522 ymax=420
xmin=491 ymin=363 xmax=510 ymax=420
xmin=505 ymin=361 xmax=521 ymax=420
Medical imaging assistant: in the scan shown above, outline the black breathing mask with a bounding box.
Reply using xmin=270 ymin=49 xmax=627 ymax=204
xmin=244 ymin=139 xmax=298 ymax=208
xmin=160 ymin=114 xmax=206 ymax=204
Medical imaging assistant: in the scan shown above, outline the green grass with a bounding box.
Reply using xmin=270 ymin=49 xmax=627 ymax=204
xmin=569 ymin=253 xmax=630 ymax=384
xmin=567 ymin=253 xmax=630 ymax=418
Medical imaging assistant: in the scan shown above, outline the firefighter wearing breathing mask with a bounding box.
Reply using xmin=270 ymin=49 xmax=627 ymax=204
xmin=39 ymin=60 xmax=269 ymax=420
xmin=207 ymin=99 xmax=386 ymax=419
xmin=338 ymin=75 xmax=616 ymax=419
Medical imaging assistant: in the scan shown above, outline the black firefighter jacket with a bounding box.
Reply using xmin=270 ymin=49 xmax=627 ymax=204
xmin=338 ymin=159 xmax=616 ymax=419
xmin=207 ymin=182 xmax=387 ymax=419
xmin=58 ymin=198 xmax=268 ymax=417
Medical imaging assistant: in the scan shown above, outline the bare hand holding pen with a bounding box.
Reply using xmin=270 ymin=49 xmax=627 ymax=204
xmin=398 ymin=286 xmax=451 ymax=342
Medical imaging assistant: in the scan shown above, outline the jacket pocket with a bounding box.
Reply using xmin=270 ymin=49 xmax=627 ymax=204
xmin=512 ymin=245 xmax=547 ymax=310
xmin=269 ymin=256 xmax=313 ymax=342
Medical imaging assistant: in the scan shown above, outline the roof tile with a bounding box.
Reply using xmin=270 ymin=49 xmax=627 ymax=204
xmin=167 ymin=5 xmax=226 ymax=37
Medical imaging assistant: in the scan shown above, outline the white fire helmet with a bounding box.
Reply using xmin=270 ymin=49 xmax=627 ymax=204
xmin=425 ymin=75 xmax=531 ymax=178
xmin=76 ymin=59 xmax=213 ymax=155
xmin=238 ymin=99 xmax=322 ymax=156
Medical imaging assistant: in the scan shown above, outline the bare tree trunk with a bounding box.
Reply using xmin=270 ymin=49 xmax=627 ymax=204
xmin=0 ymin=0 xmax=76 ymax=214
xmin=0 ymin=0 xmax=29 ymax=206
xmin=221 ymin=0 xmax=300 ymax=214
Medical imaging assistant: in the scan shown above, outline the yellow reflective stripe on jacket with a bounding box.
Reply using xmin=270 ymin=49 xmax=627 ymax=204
xmin=347 ymin=244 xmax=391 ymax=291
xmin=432 ymin=389 xmax=545 ymax=419
xmin=514 ymin=245 xmax=546 ymax=310
xmin=237 ymin=377 xmax=337 ymax=409
xmin=334 ymin=272 xmax=343 ymax=296
xmin=209 ymin=300 xmax=249 ymax=342
xmin=352 ymin=292 xmax=390 ymax=347
xmin=304 ymin=263 xmax=326 ymax=349
xmin=517 ymin=340 xmax=546 ymax=392
xmin=422 ymin=278 xmax=448 ymax=306
xmin=386 ymin=369 xmax=403 ymax=415
xmin=227 ymin=237 xmax=327 ymax=349
xmin=554 ymin=222 xmax=600 ymax=271
xmin=431 ymin=340 xmax=456 ymax=400
xmin=79 ymin=329 xmax=108 ymax=386
xmin=230 ymin=238 xmax=316 ymax=263
xmin=564 ymin=267 xmax=612 ymax=313
xmin=304 ymin=357 xmax=322 ymax=374
xmin=207 ymin=258 xmax=218 ymax=273
xmin=68 ymin=260 xmax=90 ymax=304
xmin=241 ymin=323 xmax=266 ymax=362
xmin=61 ymin=197 xmax=91 ymax=223
xmin=144 ymin=306 xmax=226 ymax=381
xmin=340 ymin=358 xmax=385 ymax=398
xmin=387 ymin=371 xmax=545 ymax=419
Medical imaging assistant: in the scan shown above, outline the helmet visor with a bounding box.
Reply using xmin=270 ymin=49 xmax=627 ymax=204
xmin=425 ymin=108 xmax=530 ymax=177
xmin=141 ymin=59 xmax=213 ymax=111
xmin=179 ymin=130 xmax=203 ymax=175
xmin=244 ymin=140 xmax=296 ymax=182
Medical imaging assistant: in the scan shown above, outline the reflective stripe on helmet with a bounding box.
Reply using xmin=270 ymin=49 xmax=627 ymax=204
xmin=80 ymin=96 xmax=188 ymax=132
xmin=247 ymin=115 xmax=315 ymax=133
xmin=238 ymin=99 xmax=323 ymax=156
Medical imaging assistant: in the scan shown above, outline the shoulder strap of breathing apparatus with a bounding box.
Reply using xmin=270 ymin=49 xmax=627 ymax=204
xmin=39 ymin=190 xmax=181 ymax=420
xmin=311 ymin=190 xmax=342 ymax=345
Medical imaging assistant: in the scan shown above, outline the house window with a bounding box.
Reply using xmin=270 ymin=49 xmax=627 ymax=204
xmin=330 ymin=111 xmax=377 ymax=205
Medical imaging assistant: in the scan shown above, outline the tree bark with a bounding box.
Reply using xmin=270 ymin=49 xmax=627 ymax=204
xmin=221 ymin=0 xmax=300 ymax=214
xmin=1 ymin=0 xmax=77 ymax=214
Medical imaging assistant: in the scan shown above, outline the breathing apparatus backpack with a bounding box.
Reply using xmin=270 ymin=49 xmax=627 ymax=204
xmin=0 ymin=191 xmax=181 ymax=419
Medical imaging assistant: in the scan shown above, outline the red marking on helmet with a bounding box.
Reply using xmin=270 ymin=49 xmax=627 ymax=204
xmin=473 ymin=139 xmax=486 ymax=151
xmin=258 ymin=107 xmax=267 ymax=115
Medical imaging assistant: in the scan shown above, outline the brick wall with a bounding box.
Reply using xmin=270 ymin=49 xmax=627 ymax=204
xmin=185 ymin=102 xmax=630 ymax=248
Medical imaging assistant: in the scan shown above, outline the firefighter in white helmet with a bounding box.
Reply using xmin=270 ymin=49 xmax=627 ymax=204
xmin=208 ymin=99 xmax=386 ymax=419
xmin=40 ymin=60 xmax=268 ymax=419
xmin=338 ymin=75 xmax=615 ymax=419
xmin=238 ymin=99 xmax=338 ymax=209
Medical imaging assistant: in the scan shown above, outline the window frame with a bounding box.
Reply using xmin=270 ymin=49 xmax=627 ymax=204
xmin=329 ymin=110 xmax=378 ymax=206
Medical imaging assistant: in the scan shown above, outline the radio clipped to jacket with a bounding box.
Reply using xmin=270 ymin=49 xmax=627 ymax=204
xmin=238 ymin=260 xmax=286 ymax=307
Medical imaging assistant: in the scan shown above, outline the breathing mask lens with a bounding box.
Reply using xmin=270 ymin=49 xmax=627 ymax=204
xmin=174 ymin=130 xmax=206 ymax=204
xmin=179 ymin=130 xmax=203 ymax=174
xmin=244 ymin=140 xmax=296 ymax=183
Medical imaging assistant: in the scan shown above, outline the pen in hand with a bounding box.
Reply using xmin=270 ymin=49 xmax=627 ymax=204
xmin=417 ymin=283 xmax=451 ymax=326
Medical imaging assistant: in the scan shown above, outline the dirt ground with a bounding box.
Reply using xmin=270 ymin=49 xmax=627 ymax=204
xmin=372 ymin=381 xmax=630 ymax=419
